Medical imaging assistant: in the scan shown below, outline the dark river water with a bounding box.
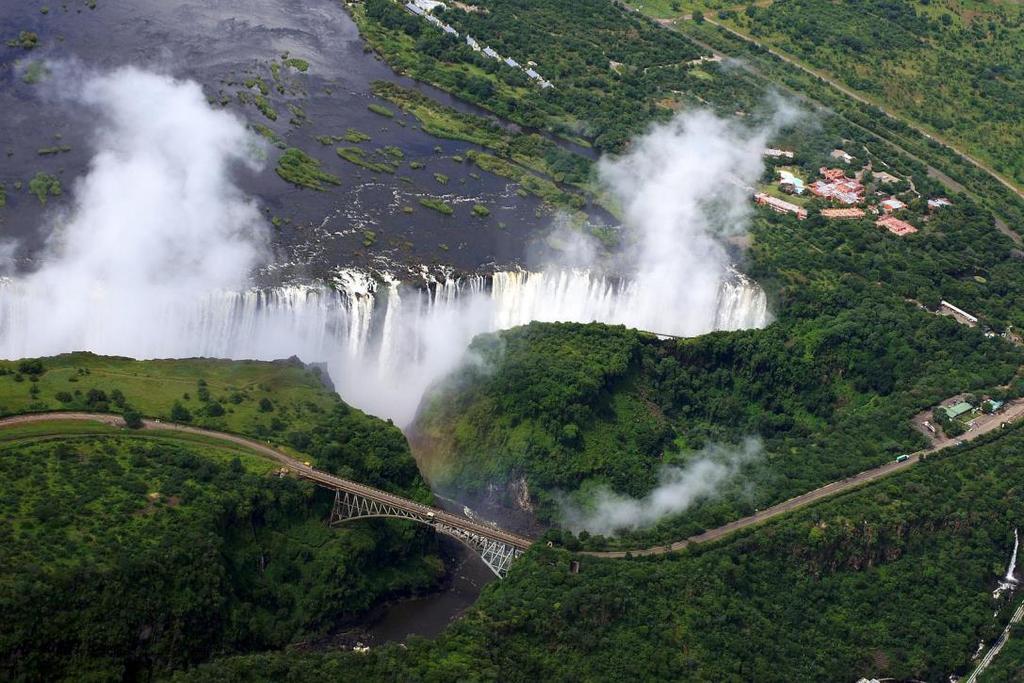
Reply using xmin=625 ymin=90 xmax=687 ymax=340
xmin=0 ymin=0 xmax=600 ymax=278
xmin=0 ymin=0 xmax=571 ymax=646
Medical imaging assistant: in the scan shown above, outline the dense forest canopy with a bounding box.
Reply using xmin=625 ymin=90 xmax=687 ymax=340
xmin=180 ymin=420 xmax=1024 ymax=681
xmin=0 ymin=357 xmax=441 ymax=680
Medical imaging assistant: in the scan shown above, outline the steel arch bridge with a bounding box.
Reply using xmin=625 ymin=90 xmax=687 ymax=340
xmin=327 ymin=489 xmax=527 ymax=578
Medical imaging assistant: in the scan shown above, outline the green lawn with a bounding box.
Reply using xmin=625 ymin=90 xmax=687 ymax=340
xmin=0 ymin=353 xmax=339 ymax=438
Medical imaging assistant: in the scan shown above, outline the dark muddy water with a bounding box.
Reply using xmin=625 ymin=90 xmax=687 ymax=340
xmin=0 ymin=0 xmax=600 ymax=277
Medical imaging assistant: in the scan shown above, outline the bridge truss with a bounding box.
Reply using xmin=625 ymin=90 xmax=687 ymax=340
xmin=328 ymin=490 xmax=524 ymax=578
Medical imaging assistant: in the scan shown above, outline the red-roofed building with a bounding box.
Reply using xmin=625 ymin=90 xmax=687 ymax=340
xmin=876 ymin=215 xmax=917 ymax=236
xmin=809 ymin=167 xmax=864 ymax=205
xmin=880 ymin=197 xmax=906 ymax=213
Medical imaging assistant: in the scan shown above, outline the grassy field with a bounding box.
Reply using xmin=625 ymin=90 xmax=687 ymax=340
xmin=0 ymin=353 xmax=339 ymax=437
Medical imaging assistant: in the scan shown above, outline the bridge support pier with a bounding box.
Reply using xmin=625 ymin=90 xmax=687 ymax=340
xmin=328 ymin=490 xmax=523 ymax=578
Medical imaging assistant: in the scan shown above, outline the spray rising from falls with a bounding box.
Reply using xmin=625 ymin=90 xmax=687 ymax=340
xmin=0 ymin=268 xmax=768 ymax=424
xmin=0 ymin=67 xmax=780 ymax=425
xmin=558 ymin=438 xmax=764 ymax=535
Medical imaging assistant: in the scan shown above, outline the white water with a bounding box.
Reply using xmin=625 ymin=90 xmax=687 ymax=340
xmin=0 ymin=267 xmax=769 ymax=424
xmin=994 ymin=529 xmax=1019 ymax=599
xmin=1006 ymin=529 xmax=1020 ymax=584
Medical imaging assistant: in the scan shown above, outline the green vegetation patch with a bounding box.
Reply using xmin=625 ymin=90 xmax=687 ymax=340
xmin=336 ymin=146 xmax=396 ymax=174
xmin=0 ymin=430 xmax=440 ymax=681
xmin=370 ymin=81 xmax=591 ymax=186
xmin=37 ymin=145 xmax=71 ymax=156
xmin=6 ymin=31 xmax=39 ymax=49
xmin=343 ymin=128 xmax=371 ymax=143
xmin=21 ymin=60 xmax=48 ymax=84
xmin=27 ymin=172 xmax=61 ymax=205
xmin=367 ymin=102 xmax=395 ymax=118
xmin=466 ymin=150 xmax=583 ymax=209
xmin=275 ymin=148 xmax=340 ymax=190
xmin=417 ymin=197 xmax=454 ymax=215
xmin=283 ymin=57 xmax=309 ymax=72
xmin=415 ymin=307 xmax=1022 ymax=548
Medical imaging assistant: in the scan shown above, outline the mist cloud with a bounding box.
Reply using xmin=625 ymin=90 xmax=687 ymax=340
xmin=0 ymin=65 xmax=267 ymax=358
xmin=587 ymin=107 xmax=794 ymax=335
xmin=558 ymin=438 xmax=763 ymax=535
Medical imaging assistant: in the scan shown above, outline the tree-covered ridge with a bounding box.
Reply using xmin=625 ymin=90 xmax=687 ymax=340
xmin=0 ymin=435 xmax=441 ymax=682
xmin=178 ymin=421 xmax=1024 ymax=682
xmin=415 ymin=304 xmax=1020 ymax=546
xmin=731 ymin=0 xmax=1024 ymax=186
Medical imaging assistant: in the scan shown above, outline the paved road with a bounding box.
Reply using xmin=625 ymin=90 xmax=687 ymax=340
xmin=586 ymin=399 xmax=1024 ymax=558
xmin=0 ymin=412 xmax=534 ymax=550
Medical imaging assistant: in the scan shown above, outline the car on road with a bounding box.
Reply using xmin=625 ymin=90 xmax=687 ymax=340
xmin=896 ymin=454 xmax=911 ymax=463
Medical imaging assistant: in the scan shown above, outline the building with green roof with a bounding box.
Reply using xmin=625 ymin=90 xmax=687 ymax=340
xmin=944 ymin=401 xmax=973 ymax=420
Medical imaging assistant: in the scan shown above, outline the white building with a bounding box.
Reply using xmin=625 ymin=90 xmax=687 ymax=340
xmin=466 ymin=35 xmax=480 ymax=51
xmin=505 ymin=57 xmax=520 ymax=68
xmin=831 ymin=149 xmax=854 ymax=164
xmin=482 ymin=46 xmax=499 ymax=59
xmin=411 ymin=0 xmax=446 ymax=11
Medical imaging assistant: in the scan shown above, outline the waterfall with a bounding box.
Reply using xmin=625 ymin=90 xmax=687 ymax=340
xmin=1006 ymin=529 xmax=1019 ymax=584
xmin=0 ymin=267 xmax=769 ymax=424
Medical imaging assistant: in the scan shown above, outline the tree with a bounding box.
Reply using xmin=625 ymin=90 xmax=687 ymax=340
xmin=170 ymin=401 xmax=192 ymax=423
xmin=692 ymin=10 xmax=704 ymax=23
xmin=259 ymin=398 xmax=274 ymax=413
xmin=123 ymin=409 xmax=144 ymax=429
xmin=17 ymin=360 xmax=44 ymax=376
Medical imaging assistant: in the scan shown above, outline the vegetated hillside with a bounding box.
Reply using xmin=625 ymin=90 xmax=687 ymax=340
xmin=178 ymin=420 xmax=1024 ymax=682
xmin=413 ymin=114 xmax=1024 ymax=547
xmin=0 ymin=356 xmax=442 ymax=681
xmin=414 ymin=306 xmax=1019 ymax=547
xmin=710 ymin=0 xmax=1024 ymax=187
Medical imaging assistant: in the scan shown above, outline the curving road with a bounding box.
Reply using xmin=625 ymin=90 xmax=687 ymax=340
xmin=0 ymin=412 xmax=534 ymax=550
xmin=4 ymin=401 xmax=1022 ymax=559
